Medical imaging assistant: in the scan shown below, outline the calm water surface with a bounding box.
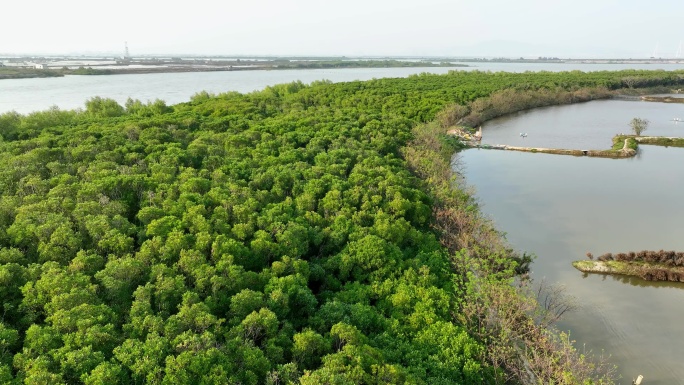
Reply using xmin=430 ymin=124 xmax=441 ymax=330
xmin=0 ymin=67 xmax=459 ymax=114
xmin=460 ymin=100 xmax=684 ymax=384
xmin=3 ymin=62 xmax=684 ymax=114
xmin=482 ymin=99 xmax=684 ymax=149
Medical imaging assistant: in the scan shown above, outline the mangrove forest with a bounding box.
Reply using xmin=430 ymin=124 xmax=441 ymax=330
xmin=0 ymin=69 xmax=683 ymax=384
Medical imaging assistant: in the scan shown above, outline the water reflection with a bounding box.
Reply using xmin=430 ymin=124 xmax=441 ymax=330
xmin=482 ymin=99 xmax=684 ymax=149
xmin=579 ymin=270 xmax=684 ymax=289
xmin=608 ymin=274 xmax=684 ymax=289
xmin=459 ymin=100 xmax=684 ymax=385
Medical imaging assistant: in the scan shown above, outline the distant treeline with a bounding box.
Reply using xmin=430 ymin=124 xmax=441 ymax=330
xmin=0 ymin=67 xmax=63 ymax=79
xmin=67 ymin=67 xmax=115 ymax=75
xmin=274 ymin=60 xmax=462 ymax=69
xmin=592 ymin=250 xmax=684 ymax=282
xmin=595 ymin=250 xmax=684 ymax=266
xmin=0 ymin=60 xmax=462 ymax=80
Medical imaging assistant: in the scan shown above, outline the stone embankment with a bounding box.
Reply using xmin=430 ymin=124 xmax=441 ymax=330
xmin=469 ymin=136 xmax=637 ymax=158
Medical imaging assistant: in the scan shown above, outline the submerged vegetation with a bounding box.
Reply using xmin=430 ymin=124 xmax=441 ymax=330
xmin=1 ymin=69 xmax=683 ymax=384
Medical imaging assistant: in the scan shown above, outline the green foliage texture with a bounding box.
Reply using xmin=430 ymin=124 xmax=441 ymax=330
xmin=0 ymin=69 xmax=682 ymax=384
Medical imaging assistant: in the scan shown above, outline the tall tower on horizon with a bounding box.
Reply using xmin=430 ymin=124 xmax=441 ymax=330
xmin=124 ymin=42 xmax=131 ymax=60
xmin=677 ymin=41 xmax=683 ymax=58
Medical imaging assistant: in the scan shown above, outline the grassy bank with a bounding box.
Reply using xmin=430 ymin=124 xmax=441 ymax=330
xmin=585 ymin=135 xmax=638 ymax=158
xmin=591 ymin=135 xmax=684 ymax=157
xmin=403 ymin=120 xmax=616 ymax=384
xmin=474 ymin=138 xmax=638 ymax=158
xmin=418 ymin=82 xmax=684 ymax=382
xmin=451 ymin=92 xmax=684 ymax=159
xmin=0 ymin=60 xmax=465 ymax=80
xmin=634 ymin=136 xmax=684 ymax=147
xmin=436 ymin=87 xmax=616 ymax=129
xmin=573 ymin=260 xmax=684 ymax=283
xmin=492 ymin=135 xmax=682 ymax=159
xmin=575 ymin=250 xmax=684 ymax=282
xmin=404 ymin=77 xmax=684 ymax=383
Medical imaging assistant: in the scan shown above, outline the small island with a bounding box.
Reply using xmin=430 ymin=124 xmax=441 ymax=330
xmin=640 ymin=95 xmax=684 ymax=103
xmin=573 ymin=250 xmax=684 ymax=282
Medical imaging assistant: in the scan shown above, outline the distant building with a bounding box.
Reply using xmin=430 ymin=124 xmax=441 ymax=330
xmin=34 ymin=63 xmax=48 ymax=69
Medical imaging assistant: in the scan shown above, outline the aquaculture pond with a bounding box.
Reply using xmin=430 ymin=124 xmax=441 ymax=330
xmin=459 ymin=99 xmax=684 ymax=384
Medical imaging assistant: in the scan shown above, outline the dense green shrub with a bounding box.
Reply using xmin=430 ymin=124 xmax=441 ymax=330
xmin=0 ymin=69 xmax=679 ymax=383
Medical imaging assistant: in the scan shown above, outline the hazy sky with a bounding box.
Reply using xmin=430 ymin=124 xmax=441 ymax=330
xmin=3 ymin=0 xmax=683 ymax=58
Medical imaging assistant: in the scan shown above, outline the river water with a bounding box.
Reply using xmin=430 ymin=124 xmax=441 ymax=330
xmin=0 ymin=67 xmax=459 ymax=114
xmin=2 ymin=62 xmax=684 ymax=115
xmin=459 ymin=99 xmax=684 ymax=384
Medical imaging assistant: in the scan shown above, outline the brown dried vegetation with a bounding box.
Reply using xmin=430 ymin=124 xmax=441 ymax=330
xmin=591 ymin=250 xmax=684 ymax=282
xmin=404 ymin=104 xmax=617 ymax=383
xmin=457 ymin=88 xmax=613 ymax=129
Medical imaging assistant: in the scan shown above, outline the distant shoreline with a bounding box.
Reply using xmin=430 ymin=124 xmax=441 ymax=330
xmin=4 ymin=56 xmax=684 ymax=80
xmin=0 ymin=60 xmax=466 ymax=80
xmin=573 ymin=260 xmax=684 ymax=283
xmin=456 ymin=58 xmax=684 ymax=64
